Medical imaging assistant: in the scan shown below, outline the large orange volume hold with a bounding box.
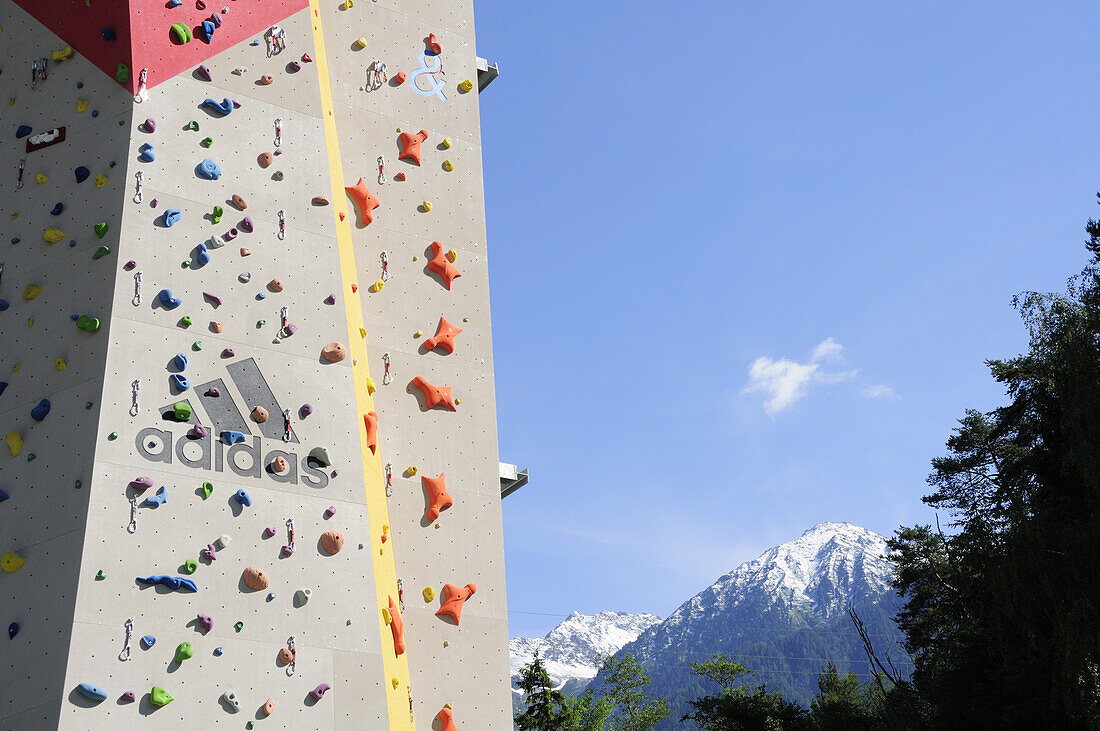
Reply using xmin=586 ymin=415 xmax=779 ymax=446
xmin=423 ymin=317 xmax=462 ymax=354
xmin=398 ymin=129 xmax=429 ymax=165
xmin=364 ymin=412 xmax=378 ymax=454
xmin=427 ymin=241 xmax=462 ymax=289
xmin=422 ymin=472 xmax=454 ymax=521
xmin=438 ymin=706 xmax=458 ymax=731
xmin=345 ymin=178 xmax=380 ymax=225
xmin=435 ymin=583 xmax=477 ymax=625
xmin=388 ymin=596 xmax=405 ymax=656
xmin=412 ymin=376 xmax=457 ymax=411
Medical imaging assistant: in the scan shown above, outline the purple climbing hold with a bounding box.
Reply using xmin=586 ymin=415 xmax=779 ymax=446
xmin=263 ymin=526 xmax=277 ymax=537
xmin=121 ymin=691 xmax=136 ymax=703
xmin=221 ymin=348 xmax=235 ymax=358
xmin=197 ymin=613 xmax=214 ymax=632
xmin=203 ymin=292 xmax=223 ymax=306
xmin=201 ymin=544 xmax=217 ymax=561
xmin=284 ymin=323 xmax=298 ymax=336
xmin=205 ymin=387 xmax=220 ymax=397
xmin=141 ymin=118 xmax=156 ymax=133
xmin=223 ymin=228 xmax=237 ymax=241
xmin=239 ymin=217 xmax=254 ymax=233
xmin=191 ymin=424 xmax=208 ymax=438
xmin=299 ymin=403 xmax=313 ymax=419
xmin=196 ymin=64 xmax=212 ymax=81
xmin=324 ymin=294 xmax=336 ymax=305
xmin=125 ymin=260 xmax=137 ymax=270
xmin=310 ymin=683 xmax=332 ymax=701
xmin=288 ymin=61 xmax=301 ymax=73
xmin=324 ymin=506 xmax=336 ymax=518
xmin=129 ymin=476 xmax=154 ymax=492
xmin=281 ymin=544 xmax=294 ymax=557
xmin=209 ymin=12 xmax=222 ymax=27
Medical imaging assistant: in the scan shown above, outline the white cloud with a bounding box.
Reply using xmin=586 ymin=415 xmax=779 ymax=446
xmin=861 ymin=384 xmax=898 ymax=400
xmin=743 ymin=338 xmax=858 ymax=415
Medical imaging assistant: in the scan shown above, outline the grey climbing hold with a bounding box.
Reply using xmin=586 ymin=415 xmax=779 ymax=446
xmin=172 ymin=353 xmax=188 ymax=371
xmin=221 ymin=430 xmax=245 ymax=445
xmin=142 ymin=486 xmax=167 ymax=507
xmin=233 ymin=489 xmax=252 ymax=507
xmin=196 ymin=159 xmax=222 ymax=180
xmin=76 ymin=683 xmax=108 ymax=702
xmin=158 ymin=289 xmax=181 ymax=308
xmin=163 ymin=208 xmax=181 ymax=226
xmin=206 ymin=235 xmax=225 ymax=249
xmin=136 ymin=575 xmax=197 ymax=592
xmin=169 ymin=374 xmax=189 ymax=391
xmin=308 ymin=446 xmax=331 ymax=466
xmin=138 ymin=143 xmax=154 ymax=162
xmin=30 ymin=399 xmax=50 ymax=422
xmin=222 ymin=689 xmax=240 ymax=712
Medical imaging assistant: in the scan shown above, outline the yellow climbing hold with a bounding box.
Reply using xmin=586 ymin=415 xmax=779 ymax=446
xmin=51 ymin=46 xmax=73 ymax=62
xmin=406 ymin=466 xmax=418 ymax=477
xmin=414 ymin=330 xmax=422 ymax=338
xmin=42 ymin=227 xmax=66 ymax=244
xmin=343 ymin=0 xmax=353 ymax=7
xmin=381 ymin=606 xmax=392 ymax=625
xmin=5 ymin=431 xmax=23 ymax=457
xmin=366 ymin=377 xmax=376 ymax=395
xmin=446 ymin=249 xmax=457 ymax=262
xmin=359 ymin=327 xmax=366 ymax=338
xmin=26 ymin=318 xmax=33 ymax=329
xmin=391 ymin=678 xmax=400 ymax=690
xmin=422 ymin=586 xmax=435 ymax=602
xmin=23 ymin=284 xmax=42 ymax=300
xmin=34 ymin=173 xmax=48 ymax=184
xmin=55 ymin=358 xmax=67 ymax=371
xmin=355 ymin=36 xmax=367 ymax=49
xmin=1 ymin=551 xmax=26 ymax=573
xmin=372 ymin=279 xmax=384 ymax=292
xmin=458 ymin=79 xmax=474 ymax=93
xmin=95 ymin=174 xmax=108 ymax=188
xmin=442 ymin=137 xmax=452 ymax=149
xmin=442 ymin=160 xmax=454 ymax=172
xmin=77 ymin=99 xmax=89 ymax=113
xmin=422 ymin=200 xmax=432 ymax=212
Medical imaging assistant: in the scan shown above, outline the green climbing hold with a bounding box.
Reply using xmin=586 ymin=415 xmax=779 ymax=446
xmin=94 ymin=222 xmax=108 ymax=238
xmin=257 ymin=320 xmax=266 ymax=327
xmin=92 ymin=245 xmax=111 ymax=260
xmin=201 ymin=482 xmax=213 ymax=499
xmin=85 ymin=402 xmax=93 ymax=410
xmin=150 ymin=686 xmax=173 ymax=707
xmin=76 ymin=315 xmax=101 ymax=332
xmin=181 ymin=316 xmax=193 ymax=327
xmin=109 ymin=161 xmax=117 ymax=168
xmin=173 ymin=402 xmax=192 ymax=421
xmin=108 ymin=432 xmax=118 ymax=441
xmin=247 ymin=723 xmax=255 ymax=730
xmin=95 ymin=570 xmax=106 ymax=580
xmin=174 ymin=642 xmax=193 ymax=663
xmin=192 ymin=341 xmax=202 ymax=351
xmin=201 ymin=137 xmax=213 ymax=149
xmin=171 ymin=22 xmax=192 ymax=44
xmin=211 ymin=205 xmax=223 ymax=223
xmin=183 ymin=559 xmax=198 ymax=574
xmin=185 ymin=120 xmax=199 ymax=131
xmin=116 ymin=63 xmax=129 ymax=84
xmin=234 ymin=621 xmax=243 ymax=632
xmin=181 ymin=260 xmax=190 ymax=269
xmin=75 ymin=480 xmax=83 ymax=489
xmin=26 ymin=454 xmax=35 ymax=462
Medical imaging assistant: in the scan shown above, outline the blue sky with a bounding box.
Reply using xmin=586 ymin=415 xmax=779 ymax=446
xmin=476 ymin=1 xmax=1099 ymax=638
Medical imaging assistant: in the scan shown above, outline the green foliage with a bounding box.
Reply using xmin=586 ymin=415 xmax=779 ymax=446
xmin=559 ymin=690 xmax=614 ymax=731
xmin=808 ymin=662 xmax=876 ymax=731
xmin=514 ymin=651 xmax=567 ymax=731
xmin=597 ymin=652 xmax=671 ymax=731
xmin=681 ymin=653 xmax=807 ymax=731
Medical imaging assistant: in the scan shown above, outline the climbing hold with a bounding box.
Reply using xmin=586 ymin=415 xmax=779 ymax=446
xmin=141 ymin=118 xmax=156 ymax=133
xmin=295 ymin=588 xmax=312 ymax=604
xmin=150 ymin=686 xmax=174 ymax=707
xmin=387 ymin=596 xmax=406 ymax=656
xmin=172 ymin=22 xmax=193 ymax=44
xmin=324 ymin=294 xmax=336 ymax=305
xmin=95 ymin=173 xmax=109 ymax=188
xmin=311 ymin=196 xmax=330 ymax=206
xmin=263 ymin=698 xmax=275 ymax=716
xmin=136 ymin=575 xmax=197 ymax=592
xmin=423 ymin=586 xmax=435 ymax=602
xmin=435 ymin=583 xmax=477 ymax=625
xmin=423 ymin=473 xmax=454 ymax=521
xmin=214 ymin=534 xmax=231 ymax=550
xmin=458 ymin=79 xmax=474 ymax=93
xmin=422 ymin=200 xmax=433 ymax=212
xmin=121 ymin=691 xmax=136 ymax=703
xmin=214 ymin=646 xmax=224 ymax=655
xmin=355 ymin=36 xmax=367 ymax=49
xmin=321 ymin=342 xmax=348 ymax=363
xmin=428 ymin=241 xmax=462 ymax=289
xmin=197 ymin=613 xmax=214 ymax=632
xmin=130 ymin=476 xmax=154 ymax=492
xmin=15 ymin=125 xmax=32 ymax=139
xmin=267 ymin=279 xmax=283 ymax=293
xmin=76 ymin=683 xmax=108 ymax=702
xmin=1 ymin=551 xmax=25 ymax=573
xmin=142 ymin=486 xmax=168 ymax=507
xmin=320 ymin=530 xmax=345 ymax=555
xmin=393 ymin=172 xmax=406 ymax=181
xmin=30 ymin=399 xmax=50 ymax=422
xmin=324 ymin=506 xmax=337 ymax=518
xmin=366 ymin=377 xmax=377 ymax=395
xmin=272 ymin=456 xmax=288 ymax=473
xmin=406 ymin=465 xmax=418 ymax=477
xmin=427 ymin=32 xmax=443 ymax=54
xmin=345 ymin=178 xmax=380 ymax=225
xmin=260 ymin=74 xmax=274 ymax=85
xmin=23 ymin=284 xmax=42 ymax=300
xmin=50 ymin=202 xmax=64 ymax=216
xmin=364 ymin=412 xmax=378 ymax=454
xmin=257 ymin=151 xmax=274 ymax=168
xmin=141 ymin=635 xmax=156 ymax=649
xmin=277 ymin=647 xmax=293 ymax=665
xmin=116 ymin=64 xmax=130 ymax=84
xmin=424 ymin=317 xmax=462 ymax=354
xmin=95 ymin=569 xmax=106 ymax=580
xmin=174 ymin=642 xmax=193 ymax=663
xmin=442 ymin=159 xmax=454 ymax=172
xmin=398 ymin=129 xmax=429 ymax=165
xmin=242 ymin=567 xmax=269 ymax=591
xmin=138 ymin=143 xmax=155 ymax=162
xmin=94 ymin=222 xmax=109 ymax=238
xmin=412 ymin=376 xmax=457 ymax=411
xmin=172 ymin=353 xmax=188 ymax=371
xmin=172 ymin=401 xmax=191 ymax=421
xmin=93 ymin=245 xmax=111 ymax=260
xmin=158 ymin=289 xmax=182 ymax=309
xmin=199 ymin=19 xmax=216 ymax=42
xmin=183 ymin=559 xmax=198 ymax=574
xmin=233 ymin=489 xmax=252 ymax=507
xmin=442 ymin=137 xmax=453 ymax=149
xmin=42 ymin=227 xmax=65 ymax=244
xmin=200 ymin=481 xmax=214 ymax=500
xmin=169 ymin=374 xmax=189 ymax=391
xmin=221 ymin=690 xmax=240 ymax=712
xmin=310 ymin=683 xmax=331 ymax=701
xmin=75 ymin=166 xmax=90 ymax=183
xmin=240 ymin=216 xmax=255 ymax=232
xmin=196 ymin=159 xmax=222 ymax=180
xmin=372 ymin=279 xmax=385 ymax=292
xmin=201 ymin=97 xmax=235 ymax=116
xmin=393 ymin=71 xmax=408 ymax=85
xmin=8 ymin=623 xmax=18 ymax=641
xmin=6 ymin=432 xmax=24 ymax=457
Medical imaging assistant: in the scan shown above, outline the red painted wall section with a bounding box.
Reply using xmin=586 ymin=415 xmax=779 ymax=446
xmin=13 ymin=0 xmax=306 ymax=93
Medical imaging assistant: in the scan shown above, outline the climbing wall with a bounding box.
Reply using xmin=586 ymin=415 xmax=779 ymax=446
xmin=0 ymin=0 xmax=511 ymax=729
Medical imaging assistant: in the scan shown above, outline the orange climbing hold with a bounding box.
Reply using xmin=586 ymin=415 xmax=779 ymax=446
xmin=428 ymin=242 xmax=462 ymax=290
xmin=363 ymin=412 xmax=378 ymax=454
xmin=398 ymin=129 xmax=429 ymax=166
xmin=435 ymin=583 xmax=477 ymax=625
xmin=424 ymin=317 xmax=462 ymax=354
xmin=388 ymin=596 xmax=406 ymax=656
xmin=438 ymin=707 xmax=458 ymax=731
xmin=423 ymin=472 xmax=454 ymax=521
xmin=345 ymin=178 xmax=380 ymax=225
xmin=412 ymin=376 xmax=457 ymax=411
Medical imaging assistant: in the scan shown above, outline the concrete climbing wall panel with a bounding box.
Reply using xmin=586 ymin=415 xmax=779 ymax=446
xmin=1 ymin=0 xmax=512 ymax=727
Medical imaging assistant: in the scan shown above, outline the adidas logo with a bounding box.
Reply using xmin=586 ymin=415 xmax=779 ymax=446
xmin=135 ymin=358 xmax=329 ymax=489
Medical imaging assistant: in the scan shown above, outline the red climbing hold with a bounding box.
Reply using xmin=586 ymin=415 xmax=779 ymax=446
xmin=364 ymin=412 xmax=378 ymax=454
xmin=427 ymin=33 xmax=443 ymax=55
xmin=412 ymin=376 xmax=456 ymax=411
xmin=345 ymin=178 xmax=380 ymax=226
xmin=388 ymin=596 xmax=406 ymax=657
xmin=428 ymin=242 xmax=462 ymax=290
xmin=435 ymin=583 xmax=477 ymax=625
xmin=423 ymin=317 xmax=462 ymax=354
xmin=398 ymin=129 xmax=429 ymax=166
xmin=438 ymin=707 xmax=458 ymax=731
xmin=422 ymin=473 xmax=454 ymax=521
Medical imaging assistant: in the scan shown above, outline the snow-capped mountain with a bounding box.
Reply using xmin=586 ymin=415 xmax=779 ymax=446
xmin=509 ymin=611 xmax=662 ymax=694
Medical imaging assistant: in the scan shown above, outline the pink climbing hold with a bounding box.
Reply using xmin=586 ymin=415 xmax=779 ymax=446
xmin=129 ymin=476 xmax=154 ymax=492
xmin=324 ymin=506 xmax=336 ymax=518
xmin=197 ymin=613 xmax=213 ymax=632
xmin=121 ymin=691 xmax=136 ymax=703
xmin=299 ymin=404 xmax=313 ymax=419
xmin=310 ymin=684 xmax=331 ymax=701
xmin=202 ymin=544 xmax=217 ymax=561
xmin=264 ymin=526 xmax=277 ymax=538
xmin=205 ymin=387 xmax=220 ymax=397
xmin=203 ymin=292 xmax=223 ymax=306
xmin=191 ymin=424 xmax=208 ymax=438
xmin=196 ymin=64 xmax=212 ymax=81
xmin=222 ymin=348 xmax=235 ymax=357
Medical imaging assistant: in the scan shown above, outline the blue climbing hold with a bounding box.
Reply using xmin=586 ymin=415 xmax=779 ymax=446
xmin=169 ymin=374 xmax=189 ymax=391
xmin=250 ymin=40 xmax=260 ymax=46
xmin=200 ymin=19 xmax=216 ymax=43
xmin=195 ymin=242 xmax=211 ymax=266
xmin=141 ymin=635 xmax=156 ymax=649
xmin=76 ymin=683 xmax=108 ymax=702
xmin=221 ymin=430 xmax=245 ymax=445
xmin=158 ymin=289 xmax=181 ymax=309
xmin=138 ymin=143 xmax=155 ymax=163
xmin=0 ymin=382 xmax=7 ymax=395
xmin=142 ymin=486 xmax=168 ymax=507
xmin=91 ymin=110 xmax=98 ymax=118
xmin=8 ymin=239 xmax=16 ymax=245
xmin=196 ymin=159 xmax=222 ymax=180
xmin=136 ymin=575 xmax=197 ymax=592
xmin=167 ymin=0 xmax=182 ymax=5
xmin=172 ymin=353 xmax=188 ymax=371
xmin=8 ymin=622 xmax=17 ymax=640
xmin=30 ymin=399 xmax=50 ymax=422
xmin=163 ymin=208 xmax=181 ymax=227
xmin=0 ymin=489 xmax=8 ymax=502
xmin=50 ymin=202 xmax=63 ymax=216
xmin=101 ymin=26 xmax=116 ymax=41
xmin=75 ymin=166 xmax=90 ymax=183
xmin=213 ymin=646 xmax=223 ymax=656
xmin=233 ymin=489 xmax=252 ymax=507
xmin=15 ymin=125 xmax=31 ymax=138
xmin=200 ymin=97 xmax=233 ymax=116
xmin=0 ymin=300 xmax=8 ymax=312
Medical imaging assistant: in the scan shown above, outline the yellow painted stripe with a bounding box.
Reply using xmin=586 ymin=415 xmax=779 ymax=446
xmin=308 ymin=2 xmax=412 ymax=728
